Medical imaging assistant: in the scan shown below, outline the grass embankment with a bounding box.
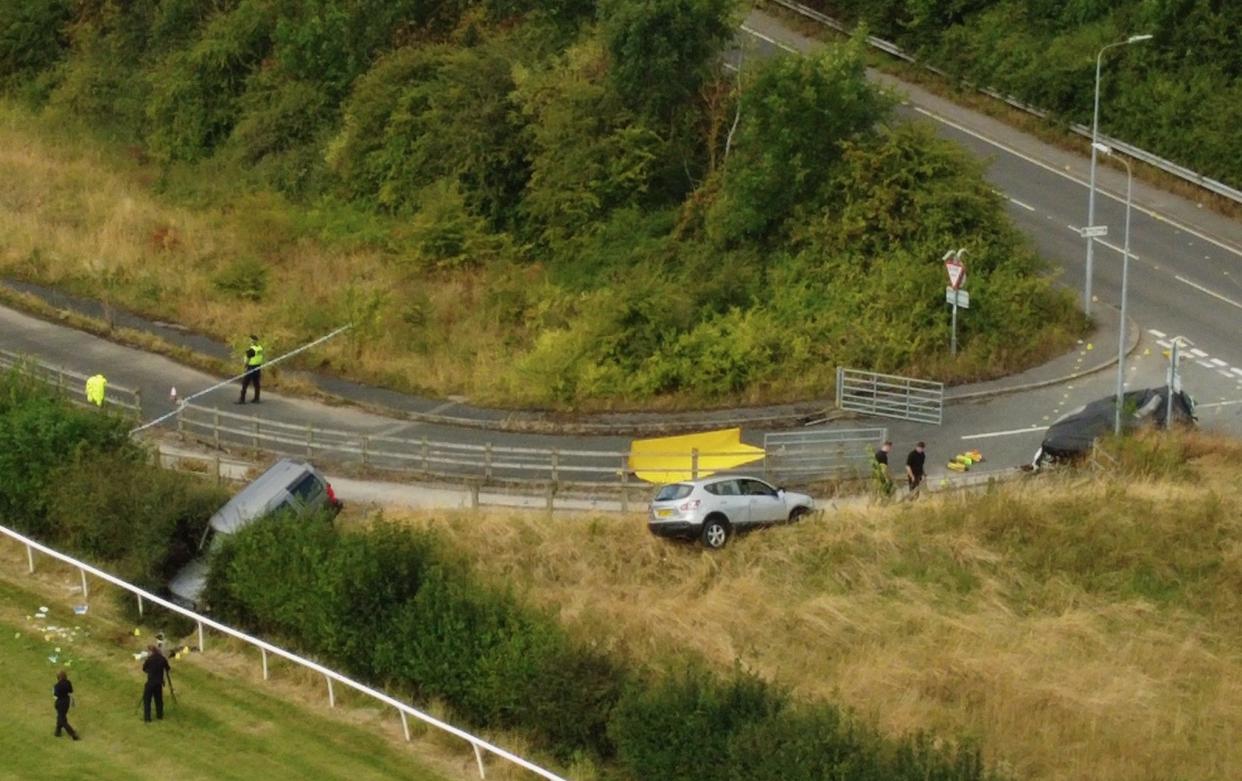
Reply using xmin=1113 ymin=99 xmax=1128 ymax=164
xmin=0 ymin=572 xmax=457 ymax=781
xmin=388 ymin=433 xmax=1242 ymax=781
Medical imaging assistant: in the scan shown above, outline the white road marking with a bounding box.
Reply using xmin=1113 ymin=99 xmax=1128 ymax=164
xmin=1096 ymin=237 xmax=1138 ymax=260
xmin=1148 ymin=328 xmax=1167 ymax=338
xmin=1009 ymin=197 xmax=1035 ymax=211
xmin=1197 ymin=399 xmax=1242 ymax=409
xmin=1196 ymin=360 xmax=1215 ymax=369
xmin=961 ymin=426 xmax=1047 ymax=440
xmin=1219 ymin=370 xmax=1235 ymax=379
xmin=1189 ymin=347 xmax=1209 ymax=358
xmin=911 ymin=106 xmax=1242 ymax=261
xmin=1157 ymin=339 xmax=1173 ymax=349
xmin=1210 ymin=358 xmax=1228 ymax=367
xmin=739 ymin=25 xmax=799 ymax=54
xmin=1175 ymin=275 xmax=1242 ymax=311
xmin=1231 ymin=368 xmax=1242 ymax=376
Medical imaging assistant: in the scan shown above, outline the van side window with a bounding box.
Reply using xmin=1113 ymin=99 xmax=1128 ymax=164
xmin=289 ymin=473 xmax=324 ymax=504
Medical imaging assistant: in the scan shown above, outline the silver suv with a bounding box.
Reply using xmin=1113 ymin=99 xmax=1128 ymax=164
xmin=647 ymin=476 xmax=814 ymax=549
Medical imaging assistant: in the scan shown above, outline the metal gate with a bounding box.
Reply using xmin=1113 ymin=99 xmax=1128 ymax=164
xmin=835 ymin=367 xmax=943 ymax=425
xmin=763 ymin=427 xmax=888 ymax=480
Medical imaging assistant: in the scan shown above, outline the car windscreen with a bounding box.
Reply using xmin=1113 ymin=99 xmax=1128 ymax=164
xmin=654 ymin=484 xmax=693 ymax=501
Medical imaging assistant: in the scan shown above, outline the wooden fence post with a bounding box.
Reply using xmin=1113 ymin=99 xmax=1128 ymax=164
xmin=213 ymin=408 xmax=220 ymax=449
xmin=306 ymin=424 xmax=314 ymax=458
xmin=361 ymin=435 xmax=369 ymax=468
xmin=691 ymin=448 xmax=700 ymax=480
xmin=484 ymin=443 xmax=493 ymax=481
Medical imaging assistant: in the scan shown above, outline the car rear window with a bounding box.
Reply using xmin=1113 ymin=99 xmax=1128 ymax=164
xmin=289 ymin=472 xmax=324 ymax=503
xmin=654 ymin=484 xmax=693 ymax=501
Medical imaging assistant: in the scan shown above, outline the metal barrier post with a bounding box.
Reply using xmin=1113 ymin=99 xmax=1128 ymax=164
xmin=421 ymin=437 xmax=429 ymax=471
xmin=137 ymin=594 xmax=144 ymax=616
xmin=551 ymin=449 xmax=560 ymax=485
xmin=306 ymin=424 xmax=314 ymax=457
xmin=620 ymin=461 xmax=629 ymax=513
xmin=261 ymin=648 xmax=269 ymax=680
xmin=400 ymin=710 xmax=411 ymax=742
xmin=691 ymin=448 xmax=699 ymax=480
xmin=470 ymin=483 xmax=480 ymax=509
xmin=361 ymin=435 xmax=369 ymax=467
xmin=472 ymin=743 xmax=487 ymax=779
xmin=252 ymin=420 xmax=259 ymax=452
xmin=197 ymin=622 xmax=204 ymax=652
xmin=326 ymin=676 xmax=335 ymax=708
xmin=26 ymin=543 xmax=34 ymax=573
xmin=484 ymin=443 xmax=493 ymax=481
xmin=214 ymin=455 xmax=222 ymax=485
xmin=79 ymin=567 xmax=89 ymax=600
xmin=836 ymin=366 xmax=844 ymax=408
xmin=213 ymin=408 xmax=220 ymax=449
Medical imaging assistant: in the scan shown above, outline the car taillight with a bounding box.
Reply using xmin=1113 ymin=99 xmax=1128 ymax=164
xmin=679 ymin=499 xmax=700 ymax=511
xmin=326 ymin=482 xmax=337 ymax=504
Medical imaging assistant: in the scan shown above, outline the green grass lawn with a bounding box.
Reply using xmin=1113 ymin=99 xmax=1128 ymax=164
xmin=0 ymin=578 xmax=449 ymax=781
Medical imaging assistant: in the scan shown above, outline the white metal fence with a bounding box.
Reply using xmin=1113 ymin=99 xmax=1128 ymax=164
xmin=0 ymin=348 xmax=143 ymax=418
xmin=835 ymin=367 xmax=944 ymax=425
xmin=0 ymin=522 xmax=565 ymax=781
xmin=765 ymin=0 xmax=1242 ymax=204
xmin=763 ymin=427 xmax=887 ymax=478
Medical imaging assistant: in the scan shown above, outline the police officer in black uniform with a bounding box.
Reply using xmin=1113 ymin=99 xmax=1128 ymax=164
xmin=141 ymin=645 xmax=171 ymax=722
xmin=53 ymin=670 xmax=79 ymax=740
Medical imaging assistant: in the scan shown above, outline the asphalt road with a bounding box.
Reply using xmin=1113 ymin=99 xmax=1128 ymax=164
xmin=3 ymin=10 xmax=1240 ymax=491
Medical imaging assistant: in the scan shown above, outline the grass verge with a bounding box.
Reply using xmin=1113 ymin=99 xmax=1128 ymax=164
xmin=381 ymin=433 xmax=1242 ymax=781
xmin=0 ymin=546 xmax=476 ymax=781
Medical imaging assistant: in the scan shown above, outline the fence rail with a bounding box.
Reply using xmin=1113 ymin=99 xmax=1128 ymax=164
xmin=0 ymin=348 xmax=143 ymax=418
xmin=0 ymin=522 xmax=564 ymax=781
xmin=766 ymin=0 xmax=1242 ymax=204
xmin=174 ymin=402 xmax=853 ymax=489
xmin=836 ymin=367 xmax=944 ymax=425
xmin=763 ymin=427 xmax=887 ymax=478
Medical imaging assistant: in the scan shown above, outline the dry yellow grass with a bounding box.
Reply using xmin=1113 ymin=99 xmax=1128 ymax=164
xmin=386 ymin=444 xmax=1242 ymax=781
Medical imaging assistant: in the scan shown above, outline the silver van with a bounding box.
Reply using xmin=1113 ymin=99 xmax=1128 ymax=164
xmin=168 ymin=459 xmax=342 ymax=610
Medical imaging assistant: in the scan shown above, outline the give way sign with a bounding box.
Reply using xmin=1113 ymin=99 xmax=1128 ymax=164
xmin=943 ymin=249 xmax=966 ymax=290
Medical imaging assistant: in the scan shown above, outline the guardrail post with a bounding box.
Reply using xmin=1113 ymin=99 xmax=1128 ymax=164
xmin=79 ymin=567 xmax=89 ymax=600
xmin=261 ymin=648 xmax=269 ymax=680
xmin=551 ymin=449 xmax=560 ymax=485
xmin=306 ymin=424 xmax=314 ymax=458
xmin=691 ymin=448 xmax=699 ymax=480
xmin=197 ymin=622 xmax=204 ymax=652
xmin=252 ymin=420 xmax=259 ymax=452
xmin=213 ymin=408 xmax=220 ymax=449
xmin=214 ymin=454 xmax=222 ymax=485
xmin=421 ymin=436 xmax=429 ymax=472
xmin=471 ymin=742 xmax=486 ymax=779
xmin=177 ymin=407 xmax=185 ymax=437
xmin=484 ymin=442 xmax=493 ymax=481
xmin=137 ymin=594 xmax=144 ymax=617
xmin=835 ymin=366 xmax=844 ymax=408
xmin=470 ymin=483 xmax=480 ymax=509
xmin=545 ymin=483 xmax=555 ymax=513
xmin=57 ymin=367 xmax=64 ymax=395
xmin=399 ymin=710 xmax=410 ymax=742
xmin=326 ymin=676 xmax=335 ymax=708
xmin=26 ymin=543 xmax=35 ymax=573
xmin=620 ymin=459 xmax=629 ymax=513
xmin=361 ymin=435 xmax=369 ymax=468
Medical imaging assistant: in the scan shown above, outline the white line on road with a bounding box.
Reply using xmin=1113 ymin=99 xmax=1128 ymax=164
xmin=961 ymin=426 xmax=1047 ymax=440
xmin=1148 ymin=328 xmax=1167 ymax=338
xmin=911 ymin=106 xmax=1242 ymax=261
xmin=1197 ymin=399 xmax=1242 ymax=409
xmin=739 ymin=25 xmax=798 ymax=54
xmin=1197 ymin=360 xmax=1215 ymax=369
xmin=1219 ymin=369 xmax=1235 ymax=379
xmin=1231 ymin=368 xmax=1242 ymax=376
xmin=1211 ymin=358 xmax=1228 ymax=367
xmin=1175 ymin=275 xmax=1242 ymax=311
xmin=1009 ymin=197 xmax=1035 ymax=211
xmin=1189 ymin=347 xmax=1209 ymax=358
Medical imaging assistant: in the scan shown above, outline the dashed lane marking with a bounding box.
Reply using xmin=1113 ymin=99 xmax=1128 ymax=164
xmin=1175 ymin=275 xmax=1242 ymax=312
xmin=961 ymin=426 xmax=1047 ymax=440
xmin=1148 ymin=328 xmax=1167 ymax=338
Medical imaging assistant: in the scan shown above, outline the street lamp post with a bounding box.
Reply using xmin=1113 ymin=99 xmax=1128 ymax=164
xmin=1094 ymin=143 xmax=1133 ymax=436
xmin=1084 ymin=33 xmax=1152 ymax=318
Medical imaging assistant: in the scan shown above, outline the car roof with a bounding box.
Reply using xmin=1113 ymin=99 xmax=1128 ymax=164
xmin=666 ymin=475 xmax=768 ymax=488
xmin=208 ymin=458 xmax=321 ymax=534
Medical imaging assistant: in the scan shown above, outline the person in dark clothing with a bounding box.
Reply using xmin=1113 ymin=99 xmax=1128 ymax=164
xmin=141 ymin=645 xmax=171 ymax=722
xmin=872 ymin=441 xmax=894 ymax=497
xmin=53 ymin=670 xmax=79 ymax=740
xmin=237 ymin=334 xmax=264 ymax=404
xmin=906 ymin=441 xmax=927 ymax=494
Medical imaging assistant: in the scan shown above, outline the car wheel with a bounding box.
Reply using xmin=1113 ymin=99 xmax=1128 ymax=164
xmin=701 ymin=516 xmax=730 ymax=549
xmin=788 ymin=506 xmax=810 ymax=523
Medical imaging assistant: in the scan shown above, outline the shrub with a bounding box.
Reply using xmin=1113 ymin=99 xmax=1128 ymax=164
xmin=0 ymin=0 xmax=73 ymax=84
xmin=212 ymin=256 xmax=269 ymax=301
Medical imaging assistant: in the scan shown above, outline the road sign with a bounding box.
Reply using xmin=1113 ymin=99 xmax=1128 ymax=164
xmin=1079 ymin=225 xmax=1109 ymax=238
xmin=946 ymin=287 xmax=970 ymax=308
xmin=945 ymin=257 xmax=966 ymax=290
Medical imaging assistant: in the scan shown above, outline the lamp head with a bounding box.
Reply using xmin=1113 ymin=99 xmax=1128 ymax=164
xmin=1093 ymin=142 xmax=1113 ymax=155
xmin=1127 ymin=34 xmax=1153 ymax=43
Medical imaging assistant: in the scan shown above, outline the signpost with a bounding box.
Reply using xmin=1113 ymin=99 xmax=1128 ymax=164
xmin=1165 ymin=336 xmax=1188 ymax=428
xmin=1078 ymin=225 xmax=1109 ymax=239
xmin=943 ymin=249 xmax=968 ymax=356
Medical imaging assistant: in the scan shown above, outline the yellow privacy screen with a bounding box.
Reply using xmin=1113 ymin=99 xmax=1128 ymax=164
xmin=628 ymin=428 xmax=765 ymax=484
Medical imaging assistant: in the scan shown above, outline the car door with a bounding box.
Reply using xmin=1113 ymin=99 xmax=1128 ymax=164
xmin=740 ymin=479 xmax=784 ymax=523
xmin=707 ymin=479 xmax=748 ymax=523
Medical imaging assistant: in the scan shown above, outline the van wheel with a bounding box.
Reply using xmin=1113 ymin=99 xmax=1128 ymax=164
xmin=701 ymin=517 xmax=730 ymax=549
xmin=788 ymin=506 xmax=810 ymax=523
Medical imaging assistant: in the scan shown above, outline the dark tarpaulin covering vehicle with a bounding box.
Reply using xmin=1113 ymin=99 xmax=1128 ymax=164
xmin=1034 ymin=388 xmax=1196 ymax=467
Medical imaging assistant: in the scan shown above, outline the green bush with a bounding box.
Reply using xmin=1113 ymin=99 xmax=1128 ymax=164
xmin=212 ymin=256 xmax=269 ymax=301
xmin=0 ymin=371 xmax=134 ymax=537
xmin=0 ymin=0 xmax=72 ymax=85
